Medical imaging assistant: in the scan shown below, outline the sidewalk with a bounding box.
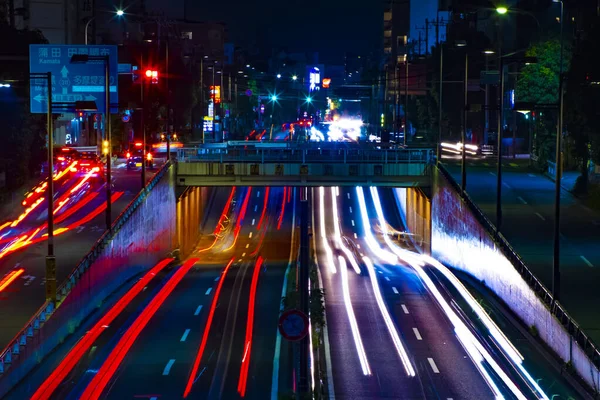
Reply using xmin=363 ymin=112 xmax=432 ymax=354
xmin=444 ymin=161 xmax=600 ymax=346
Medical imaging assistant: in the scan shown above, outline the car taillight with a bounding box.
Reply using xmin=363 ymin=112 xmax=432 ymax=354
xmin=126 ymin=152 xmax=131 ymax=158
xmin=81 ymin=163 xmax=90 ymax=166
xmin=70 ymin=167 xmax=77 ymax=172
xmin=146 ymin=153 xmax=153 ymax=161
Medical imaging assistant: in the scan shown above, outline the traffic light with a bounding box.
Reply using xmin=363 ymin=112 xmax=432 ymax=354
xmin=102 ymin=140 xmax=109 ymax=155
xmin=145 ymin=69 xmax=158 ymax=85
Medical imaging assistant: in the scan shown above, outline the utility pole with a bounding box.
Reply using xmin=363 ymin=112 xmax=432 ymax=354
xmin=45 ymin=72 xmax=56 ymax=303
xmin=404 ymin=58 xmax=408 ymax=146
xmin=141 ymin=53 xmax=146 ymax=189
xmin=104 ymin=56 xmax=112 ymax=232
xmin=165 ymin=39 xmax=170 ymax=160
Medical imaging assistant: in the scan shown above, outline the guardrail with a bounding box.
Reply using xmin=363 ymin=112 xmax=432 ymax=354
xmin=437 ymin=163 xmax=600 ymax=371
xmin=0 ymin=161 xmax=172 ymax=375
xmin=177 ymin=146 xmax=435 ymax=165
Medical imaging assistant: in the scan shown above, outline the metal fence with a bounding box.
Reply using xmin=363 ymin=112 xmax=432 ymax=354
xmin=0 ymin=161 xmax=172 ymax=375
xmin=437 ymin=163 xmax=600 ymax=370
xmin=177 ymin=146 xmax=435 ymax=165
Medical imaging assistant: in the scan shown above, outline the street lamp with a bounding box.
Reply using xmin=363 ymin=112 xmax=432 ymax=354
xmin=455 ymin=40 xmax=469 ymax=193
xmin=70 ymin=54 xmax=112 ymax=232
xmin=292 ymin=75 xmax=298 ymax=81
xmin=116 ymin=9 xmax=124 ymax=16
xmin=496 ymin=6 xmax=508 ymax=14
xmin=276 ymin=74 xmax=282 ymax=79
xmin=84 ymin=10 xmax=124 ymax=45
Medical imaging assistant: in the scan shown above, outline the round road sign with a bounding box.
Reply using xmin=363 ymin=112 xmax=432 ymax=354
xmin=278 ymin=309 xmax=309 ymax=341
xmin=245 ymin=89 xmax=253 ymax=97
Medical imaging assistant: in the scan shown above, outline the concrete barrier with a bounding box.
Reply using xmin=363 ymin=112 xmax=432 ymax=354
xmin=0 ymin=162 xmax=177 ymax=396
xmin=431 ymin=165 xmax=600 ymax=393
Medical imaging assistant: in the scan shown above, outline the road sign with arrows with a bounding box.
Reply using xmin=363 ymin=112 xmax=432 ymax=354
xmin=29 ymin=44 xmax=118 ymax=114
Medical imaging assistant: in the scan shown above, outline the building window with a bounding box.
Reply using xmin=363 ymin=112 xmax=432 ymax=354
xmin=181 ymin=31 xmax=192 ymax=40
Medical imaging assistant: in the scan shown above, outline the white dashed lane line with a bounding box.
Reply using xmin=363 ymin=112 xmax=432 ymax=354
xmin=581 ymin=255 xmax=594 ymax=268
xmin=385 ymin=277 xmax=390 ymax=282
xmin=163 ymin=359 xmax=176 ymax=375
xmin=194 ymin=305 xmax=203 ymax=316
xmin=180 ymin=329 xmax=191 ymax=342
xmin=351 ymin=220 xmax=355 ymax=227
xmin=427 ymin=358 xmax=440 ymax=373
xmin=254 ymin=205 xmax=258 ymax=212
xmin=349 ymin=206 xmax=353 ymax=213
xmin=354 ymin=233 xmax=358 ymax=239
xmin=517 ymin=196 xmax=527 ymax=205
xmin=413 ymin=328 xmax=422 ymax=340
xmin=535 ymin=212 xmax=545 ymax=221
xmin=392 ymin=287 xmax=399 ymax=294
xmin=401 ymin=304 xmax=409 ymax=314
xmin=205 ymin=288 xmax=212 ymax=295
xmin=252 ymin=219 xmax=255 ymax=226
xmin=249 ymin=232 xmax=253 ymax=238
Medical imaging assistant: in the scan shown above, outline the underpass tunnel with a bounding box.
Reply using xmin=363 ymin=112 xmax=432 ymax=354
xmin=176 ymin=186 xmax=211 ymax=259
xmin=394 ymin=187 xmax=432 ymax=255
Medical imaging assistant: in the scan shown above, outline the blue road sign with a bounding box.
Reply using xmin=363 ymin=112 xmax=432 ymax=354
xmin=29 ymin=44 xmax=119 ymax=114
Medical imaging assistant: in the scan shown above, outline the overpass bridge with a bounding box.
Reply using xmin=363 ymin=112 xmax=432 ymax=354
xmin=176 ymin=142 xmax=434 ymax=187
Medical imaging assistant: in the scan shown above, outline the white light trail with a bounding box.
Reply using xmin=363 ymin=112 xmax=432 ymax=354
xmin=363 ymin=256 xmax=415 ymax=376
xmin=338 ymin=256 xmax=371 ymax=375
xmin=369 ymin=186 xmax=548 ymax=400
xmin=319 ymin=187 xmax=337 ymax=273
xmin=331 ymin=187 xmax=361 ymax=274
xmin=354 ymin=187 xmax=396 ymax=264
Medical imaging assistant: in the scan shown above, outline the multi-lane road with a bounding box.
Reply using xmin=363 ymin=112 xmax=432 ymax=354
xmin=0 ymin=160 xmax=159 ymax=347
xmin=3 ymin=182 xmax=587 ymax=399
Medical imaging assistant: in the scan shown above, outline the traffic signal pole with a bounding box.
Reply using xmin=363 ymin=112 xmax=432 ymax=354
xmin=105 ymin=56 xmax=112 ymax=232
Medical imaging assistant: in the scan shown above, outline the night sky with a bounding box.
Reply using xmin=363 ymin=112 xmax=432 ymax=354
xmin=187 ymin=0 xmax=382 ymax=63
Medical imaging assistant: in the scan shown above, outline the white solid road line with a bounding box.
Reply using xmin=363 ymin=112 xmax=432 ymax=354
xmin=392 ymin=287 xmax=399 ymax=294
xmin=401 ymin=304 xmax=409 ymax=314
xmin=163 ymin=359 xmax=176 ymax=375
xmin=517 ymin=196 xmax=527 ymax=205
xmin=535 ymin=212 xmax=546 ymax=221
xmin=581 ymin=255 xmax=594 ymax=268
xmin=385 ymin=277 xmax=391 ymax=282
xmin=249 ymin=232 xmax=253 ymax=238
xmin=205 ymin=287 xmax=212 ymax=295
xmin=252 ymin=218 xmax=255 ymax=226
xmin=180 ymin=329 xmax=191 ymax=342
xmin=194 ymin=305 xmax=203 ymax=316
xmin=412 ymin=328 xmax=422 ymax=341
xmin=427 ymin=358 xmax=440 ymax=373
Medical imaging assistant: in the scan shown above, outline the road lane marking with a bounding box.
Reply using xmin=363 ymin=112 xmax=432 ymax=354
xmin=249 ymin=232 xmax=253 ymax=238
xmin=489 ymin=172 xmax=496 ymax=176
xmin=205 ymin=288 xmax=212 ymax=295
xmin=163 ymin=359 xmax=176 ymax=375
xmin=412 ymin=328 xmax=422 ymax=340
xmin=528 ymin=173 xmax=536 ymax=178
xmin=509 ymin=163 xmax=518 ymax=167
xmin=347 ymin=193 xmax=350 ymax=199
xmin=238 ymin=259 xmax=242 ymax=262
xmin=378 ymin=270 xmax=383 ymax=274
xmin=214 ymin=276 xmax=220 ymax=282
xmin=242 ymin=253 xmax=246 ymax=257
xmin=180 ymin=329 xmax=191 ymax=342
xmin=483 ymin=162 xmax=489 ymax=166
xmin=517 ymin=196 xmax=527 ymax=205
xmin=246 ymin=243 xmax=250 ymax=248
xmin=351 ymin=220 xmax=355 ymax=226
xmin=385 ymin=277 xmax=390 ymax=282
xmin=356 ymin=244 xmax=360 ymax=249
xmin=257 ymin=191 xmax=260 ymax=197
xmin=150 ymin=397 xmax=158 ymax=400
xmin=581 ymin=255 xmax=594 ymax=268
xmin=349 ymin=206 xmax=353 ymax=213
xmin=427 ymin=358 xmax=440 ymax=373
xmin=354 ymin=233 xmax=358 ymax=239
xmin=503 ymin=182 xmax=511 ymax=189
xmin=254 ymin=205 xmax=258 ymax=212
xmin=194 ymin=305 xmax=203 ymax=316
xmin=392 ymin=287 xmax=399 ymax=294
xmin=252 ymin=218 xmax=255 ymax=226
xmin=401 ymin=304 xmax=409 ymax=314
xmin=535 ymin=212 xmax=545 ymax=221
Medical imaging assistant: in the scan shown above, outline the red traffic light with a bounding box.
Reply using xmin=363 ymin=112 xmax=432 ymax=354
xmin=145 ymin=69 xmax=153 ymax=78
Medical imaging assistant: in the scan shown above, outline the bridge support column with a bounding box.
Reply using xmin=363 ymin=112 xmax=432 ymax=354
xmin=298 ymin=186 xmax=310 ymax=395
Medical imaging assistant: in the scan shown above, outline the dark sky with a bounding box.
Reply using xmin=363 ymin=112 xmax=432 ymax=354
xmin=187 ymin=0 xmax=382 ymax=63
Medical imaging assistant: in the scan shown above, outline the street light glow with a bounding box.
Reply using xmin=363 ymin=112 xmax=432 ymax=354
xmin=484 ymin=49 xmax=496 ymax=55
xmin=276 ymin=74 xmax=282 ymax=79
xmin=292 ymin=75 xmax=298 ymax=81
xmin=496 ymin=6 xmax=508 ymax=14
xmin=306 ymin=96 xmax=312 ymax=103
xmin=271 ymin=95 xmax=278 ymax=102
xmin=116 ymin=9 xmax=124 ymax=16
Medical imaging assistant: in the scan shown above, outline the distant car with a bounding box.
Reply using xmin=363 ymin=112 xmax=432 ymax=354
xmin=126 ymin=150 xmax=154 ymax=170
xmin=74 ymin=152 xmax=105 ymax=182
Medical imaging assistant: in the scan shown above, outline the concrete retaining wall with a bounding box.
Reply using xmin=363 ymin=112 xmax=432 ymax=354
xmin=0 ymin=163 xmax=177 ymax=396
xmin=431 ymin=167 xmax=600 ymax=392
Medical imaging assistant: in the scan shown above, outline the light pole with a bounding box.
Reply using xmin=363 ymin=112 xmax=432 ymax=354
xmin=84 ymin=10 xmax=123 ymax=45
xmin=455 ymin=40 xmax=469 ymax=193
xmin=496 ymin=7 xmax=506 ymax=232
xmin=552 ymin=0 xmax=565 ymax=302
xmin=437 ymin=43 xmax=443 ymax=164
xmin=71 ymin=54 xmax=112 ymax=232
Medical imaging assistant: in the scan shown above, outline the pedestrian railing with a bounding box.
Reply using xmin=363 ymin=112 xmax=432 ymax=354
xmin=0 ymin=161 xmax=173 ymax=375
xmin=177 ymin=145 xmax=435 ymax=165
xmin=437 ymin=163 xmax=600 ymax=370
